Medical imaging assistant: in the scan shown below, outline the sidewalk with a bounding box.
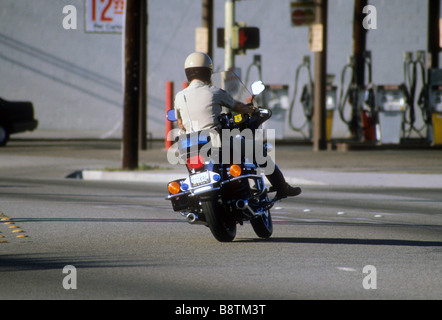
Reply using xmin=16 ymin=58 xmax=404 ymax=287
xmin=78 ymin=166 xmax=442 ymax=189
xmin=5 ymin=134 xmax=442 ymax=188
xmin=74 ymin=142 xmax=442 ymax=189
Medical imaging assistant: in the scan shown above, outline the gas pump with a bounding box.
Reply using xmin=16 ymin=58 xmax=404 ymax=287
xmin=287 ymin=56 xmax=337 ymax=140
xmin=356 ymin=84 xmax=378 ymax=141
xmin=244 ymin=54 xmax=263 ymax=85
xmin=373 ymin=85 xmax=407 ymax=144
xmin=428 ymin=69 xmax=442 ymax=145
xmin=325 ymin=82 xmax=338 ymax=141
xmin=355 ymin=51 xmax=430 ymax=145
xmin=338 ymin=52 xmax=378 ymax=142
xmin=358 ymin=52 xmax=377 ymax=142
xmin=241 ymin=54 xmax=263 ymax=107
xmin=338 ymin=56 xmax=360 ymax=140
xmin=298 ymin=77 xmax=337 ymax=140
xmin=244 ymin=55 xmax=289 ymax=140
xmin=402 ymin=51 xmax=429 ymax=140
xmin=288 ymin=55 xmax=314 ymax=140
xmin=261 ymin=84 xmax=290 ymax=140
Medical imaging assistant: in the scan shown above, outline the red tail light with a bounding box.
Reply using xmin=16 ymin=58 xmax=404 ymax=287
xmin=187 ymin=155 xmax=205 ymax=170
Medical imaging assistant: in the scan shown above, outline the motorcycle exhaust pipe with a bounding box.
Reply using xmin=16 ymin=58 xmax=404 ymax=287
xmin=236 ymin=199 xmax=248 ymax=210
xmin=236 ymin=199 xmax=257 ymax=217
xmin=186 ymin=213 xmax=207 ymax=226
xmin=186 ymin=212 xmax=198 ymax=224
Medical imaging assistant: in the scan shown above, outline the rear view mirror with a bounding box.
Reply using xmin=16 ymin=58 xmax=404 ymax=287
xmin=167 ymin=109 xmax=178 ymax=122
xmin=251 ymin=81 xmax=265 ymax=96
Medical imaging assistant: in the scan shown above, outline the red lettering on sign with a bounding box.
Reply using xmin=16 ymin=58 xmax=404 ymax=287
xmin=101 ymin=0 xmax=113 ymax=22
xmin=114 ymin=0 xmax=125 ymax=14
xmin=92 ymin=0 xmax=97 ymax=21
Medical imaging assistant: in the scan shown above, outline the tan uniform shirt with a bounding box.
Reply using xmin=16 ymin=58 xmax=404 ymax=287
xmin=174 ymin=80 xmax=235 ymax=134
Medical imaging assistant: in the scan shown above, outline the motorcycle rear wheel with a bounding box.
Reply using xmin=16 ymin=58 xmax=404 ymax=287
xmin=202 ymin=199 xmax=236 ymax=242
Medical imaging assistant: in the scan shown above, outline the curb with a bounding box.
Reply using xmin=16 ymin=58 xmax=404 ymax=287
xmin=68 ymin=169 xmax=328 ymax=186
xmin=67 ymin=169 xmax=442 ymax=189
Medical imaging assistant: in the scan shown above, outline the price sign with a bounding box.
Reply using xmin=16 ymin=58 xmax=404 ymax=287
xmin=85 ymin=0 xmax=125 ymax=33
xmin=309 ymin=24 xmax=323 ymax=52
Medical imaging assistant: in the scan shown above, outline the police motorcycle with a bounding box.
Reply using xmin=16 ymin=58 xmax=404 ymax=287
xmin=166 ymin=71 xmax=278 ymax=242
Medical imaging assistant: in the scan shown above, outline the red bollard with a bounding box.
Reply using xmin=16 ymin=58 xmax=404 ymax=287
xmin=165 ymin=81 xmax=174 ymax=149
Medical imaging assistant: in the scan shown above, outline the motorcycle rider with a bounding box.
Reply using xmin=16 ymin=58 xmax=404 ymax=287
xmin=174 ymin=52 xmax=301 ymax=200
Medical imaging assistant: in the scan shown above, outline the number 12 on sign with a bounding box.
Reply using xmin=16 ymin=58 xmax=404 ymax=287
xmin=86 ymin=0 xmax=125 ymax=33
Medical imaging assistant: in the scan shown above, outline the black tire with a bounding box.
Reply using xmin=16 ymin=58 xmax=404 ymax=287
xmin=202 ymin=199 xmax=236 ymax=242
xmin=0 ymin=125 xmax=9 ymax=147
xmin=250 ymin=209 xmax=273 ymax=239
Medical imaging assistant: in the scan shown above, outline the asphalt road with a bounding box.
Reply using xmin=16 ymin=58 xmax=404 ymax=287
xmin=0 ymin=140 xmax=441 ymax=303
xmin=0 ymin=178 xmax=441 ymax=300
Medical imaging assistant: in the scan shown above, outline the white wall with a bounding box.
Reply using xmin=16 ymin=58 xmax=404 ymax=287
xmin=0 ymin=0 xmax=432 ymax=139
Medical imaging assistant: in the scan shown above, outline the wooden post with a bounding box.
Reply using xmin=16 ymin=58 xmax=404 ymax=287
xmin=428 ymin=0 xmax=440 ymax=70
xmin=202 ymin=0 xmax=214 ymax=58
xmin=313 ymin=0 xmax=328 ymax=151
xmin=353 ymin=0 xmax=368 ymax=87
xmin=122 ymin=0 xmax=141 ymax=169
xmin=139 ymin=0 xmax=148 ymax=150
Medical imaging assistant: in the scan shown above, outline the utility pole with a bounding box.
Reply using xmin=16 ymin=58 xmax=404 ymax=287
xmin=353 ymin=0 xmax=367 ymax=87
xmin=428 ymin=0 xmax=440 ymax=70
xmin=139 ymin=0 xmax=148 ymax=150
xmin=349 ymin=0 xmax=368 ymax=139
xmin=202 ymin=0 xmax=214 ymax=58
xmin=313 ymin=0 xmax=328 ymax=151
xmin=224 ymin=0 xmax=235 ymax=71
xmin=122 ymin=0 xmax=141 ymax=169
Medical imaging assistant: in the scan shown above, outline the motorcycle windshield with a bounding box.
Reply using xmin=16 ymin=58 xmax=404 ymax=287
xmin=211 ymin=70 xmax=253 ymax=105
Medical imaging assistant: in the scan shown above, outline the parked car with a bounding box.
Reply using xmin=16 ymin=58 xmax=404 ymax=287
xmin=0 ymin=97 xmax=38 ymax=146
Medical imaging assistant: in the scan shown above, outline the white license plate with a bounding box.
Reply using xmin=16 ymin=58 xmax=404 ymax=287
xmin=190 ymin=171 xmax=210 ymax=187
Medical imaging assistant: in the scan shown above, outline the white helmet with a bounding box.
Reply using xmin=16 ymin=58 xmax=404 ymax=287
xmin=184 ymin=52 xmax=213 ymax=71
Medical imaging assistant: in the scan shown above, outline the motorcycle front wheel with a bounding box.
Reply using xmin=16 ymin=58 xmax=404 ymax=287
xmin=250 ymin=209 xmax=273 ymax=239
xmin=202 ymin=199 xmax=236 ymax=242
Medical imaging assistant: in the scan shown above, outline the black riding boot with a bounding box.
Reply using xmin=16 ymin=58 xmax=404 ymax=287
xmin=266 ymin=164 xmax=302 ymax=200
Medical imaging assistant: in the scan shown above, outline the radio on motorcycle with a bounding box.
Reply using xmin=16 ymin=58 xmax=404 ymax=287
xmin=165 ymin=71 xmax=284 ymax=242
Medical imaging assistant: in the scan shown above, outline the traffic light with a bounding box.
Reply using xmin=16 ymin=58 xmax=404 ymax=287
xmin=236 ymin=27 xmax=260 ymax=50
xmin=217 ymin=26 xmax=260 ymax=53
